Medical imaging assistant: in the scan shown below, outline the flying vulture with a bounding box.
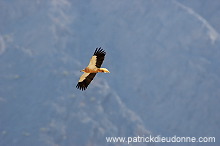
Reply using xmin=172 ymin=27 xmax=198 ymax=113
xmin=76 ymin=47 xmax=110 ymax=90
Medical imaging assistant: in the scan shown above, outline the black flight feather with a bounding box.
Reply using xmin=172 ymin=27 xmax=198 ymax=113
xmin=93 ymin=47 xmax=106 ymax=68
xmin=76 ymin=73 xmax=97 ymax=90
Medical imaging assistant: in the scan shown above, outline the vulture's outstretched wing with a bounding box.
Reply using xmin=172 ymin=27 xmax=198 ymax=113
xmin=88 ymin=47 xmax=106 ymax=68
xmin=76 ymin=73 xmax=97 ymax=90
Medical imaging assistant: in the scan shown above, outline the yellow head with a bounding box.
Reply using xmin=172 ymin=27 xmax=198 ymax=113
xmin=99 ymin=68 xmax=110 ymax=73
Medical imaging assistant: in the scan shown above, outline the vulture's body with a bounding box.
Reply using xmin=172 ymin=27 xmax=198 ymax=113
xmin=76 ymin=48 xmax=110 ymax=90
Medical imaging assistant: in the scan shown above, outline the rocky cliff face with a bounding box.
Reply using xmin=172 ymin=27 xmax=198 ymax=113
xmin=0 ymin=47 xmax=152 ymax=146
xmin=0 ymin=0 xmax=220 ymax=146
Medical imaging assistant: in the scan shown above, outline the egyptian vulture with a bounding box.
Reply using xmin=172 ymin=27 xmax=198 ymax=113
xmin=76 ymin=47 xmax=110 ymax=90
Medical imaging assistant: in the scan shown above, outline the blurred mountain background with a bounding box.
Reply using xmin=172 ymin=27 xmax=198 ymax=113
xmin=0 ymin=0 xmax=220 ymax=146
